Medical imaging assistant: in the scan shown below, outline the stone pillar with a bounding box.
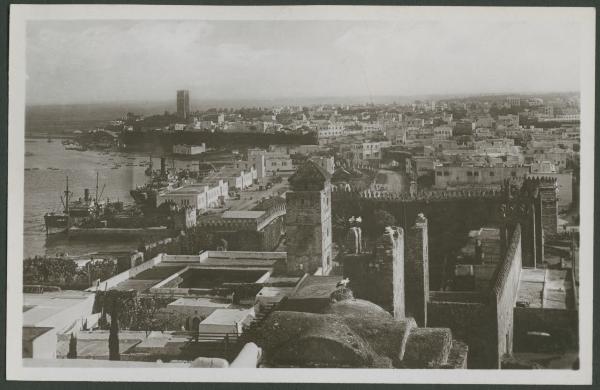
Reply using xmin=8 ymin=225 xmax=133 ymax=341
xmin=534 ymin=194 xmax=544 ymax=268
xmin=346 ymin=226 xmax=362 ymax=254
xmin=375 ymin=226 xmax=405 ymax=320
xmin=405 ymin=213 xmax=429 ymax=327
xmin=409 ymin=181 xmax=418 ymax=197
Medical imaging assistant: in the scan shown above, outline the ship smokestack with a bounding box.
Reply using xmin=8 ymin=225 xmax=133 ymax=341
xmin=84 ymin=188 xmax=90 ymax=202
xmin=160 ymin=157 xmax=166 ymax=176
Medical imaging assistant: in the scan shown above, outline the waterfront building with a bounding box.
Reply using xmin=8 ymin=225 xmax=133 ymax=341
xmin=157 ymin=180 xmax=228 ymax=211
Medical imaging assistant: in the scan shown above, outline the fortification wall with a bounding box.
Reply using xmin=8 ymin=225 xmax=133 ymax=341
xmin=332 ymin=192 xmax=503 ymax=291
xmin=489 ymin=224 xmax=522 ymax=368
xmin=332 ymin=185 xmax=502 ymax=202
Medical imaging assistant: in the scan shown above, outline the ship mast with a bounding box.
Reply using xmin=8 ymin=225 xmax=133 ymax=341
xmin=95 ymin=171 xmax=99 ymax=204
xmin=64 ymin=176 xmax=70 ymax=214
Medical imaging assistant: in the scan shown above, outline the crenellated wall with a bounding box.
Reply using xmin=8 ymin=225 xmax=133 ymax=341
xmin=332 ymin=185 xmax=502 ymax=202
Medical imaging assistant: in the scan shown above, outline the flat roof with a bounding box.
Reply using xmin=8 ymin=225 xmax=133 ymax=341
xmin=222 ymin=210 xmax=265 ymax=219
xmin=76 ymin=339 xmax=141 ymax=358
xmin=201 ymin=308 xmax=254 ymax=325
xmin=23 ymin=290 xmax=94 ymax=326
xmin=289 ymin=275 xmax=343 ymax=300
xmin=264 ymin=276 xmax=302 ymax=286
xmin=168 ymin=297 xmax=231 ymax=308
xmin=517 ymin=268 xmax=573 ymax=310
xmin=165 ymin=185 xmax=207 ymax=195
xmin=23 ymin=326 xmax=54 ymax=342
xmin=257 ymin=286 xmax=294 ymax=299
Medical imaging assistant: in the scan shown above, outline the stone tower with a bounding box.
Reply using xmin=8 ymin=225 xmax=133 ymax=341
xmin=537 ymin=177 xmax=558 ymax=238
xmin=286 ymin=161 xmax=333 ymax=275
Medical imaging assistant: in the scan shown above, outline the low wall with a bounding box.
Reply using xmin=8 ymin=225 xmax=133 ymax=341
xmin=427 ymin=300 xmax=495 ymax=369
xmin=429 ymin=291 xmax=483 ymax=303
xmin=65 ymin=227 xmax=176 ymax=240
xmin=87 ymin=254 xmax=165 ymax=292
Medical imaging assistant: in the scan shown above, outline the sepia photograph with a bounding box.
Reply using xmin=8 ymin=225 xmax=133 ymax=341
xmin=5 ymin=4 xmax=596 ymax=384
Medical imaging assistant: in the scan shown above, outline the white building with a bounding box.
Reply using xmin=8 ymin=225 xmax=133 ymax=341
xmin=172 ymin=144 xmax=206 ymax=156
xmin=157 ymin=180 xmax=229 ymax=210
xmin=264 ymin=155 xmax=294 ymax=176
xmin=360 ymin=122 xmax=383 ymax=134
xmin=173 ymin=123 xmax=187 ymax=131
xmin=433 ymin=126 xmax=453 ymax=140
xmin=315 ymin=120 xmax=345 ymax=139
xmin=23 ymin=290 xmax=96 ymax=359
xmin=197 ymin=308 xmax=255 ymax=336
xmin=349 ymin=141 xmax=391 ymax=161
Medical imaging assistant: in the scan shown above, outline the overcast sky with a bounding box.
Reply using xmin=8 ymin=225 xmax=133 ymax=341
xmin=26 ymin=19 xmax=581 ymax=105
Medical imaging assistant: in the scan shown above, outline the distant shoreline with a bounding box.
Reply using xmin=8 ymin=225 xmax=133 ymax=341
xmin=26 ymin=133 xmax=73 ymax=139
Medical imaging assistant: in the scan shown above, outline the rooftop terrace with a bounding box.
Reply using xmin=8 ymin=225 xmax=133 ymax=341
xmin=517 ymin=268 xmax=574 ymax=310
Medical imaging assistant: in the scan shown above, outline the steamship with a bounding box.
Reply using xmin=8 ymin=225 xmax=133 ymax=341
xmin=43 ymin=174 xmax=107 ymax=235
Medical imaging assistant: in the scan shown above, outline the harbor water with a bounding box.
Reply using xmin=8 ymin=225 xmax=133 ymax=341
xmin=24 ymin=138 xmax=197 ymax=259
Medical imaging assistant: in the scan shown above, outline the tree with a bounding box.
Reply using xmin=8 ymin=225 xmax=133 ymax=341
xmin=67 ymin=333 xmax=77 ymax=359
xmin=109 ymin=310 xmax=120 ymax=361
xmin=96 ymin=290 xmax=136 ymax=360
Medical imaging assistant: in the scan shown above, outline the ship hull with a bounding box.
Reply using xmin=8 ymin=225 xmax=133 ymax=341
xmin=43 ymin=214 xmax=70 ymax=235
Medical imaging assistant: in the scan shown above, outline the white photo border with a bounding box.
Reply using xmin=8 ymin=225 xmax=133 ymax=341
xmin=6 ymin=4 xmax=596 ymax=384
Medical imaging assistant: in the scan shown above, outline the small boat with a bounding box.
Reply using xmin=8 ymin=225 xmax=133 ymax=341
xmin=64 ymin=143 xmax=87 ymax=151
xmin=47 ymin=167 xmax=60 ymax=171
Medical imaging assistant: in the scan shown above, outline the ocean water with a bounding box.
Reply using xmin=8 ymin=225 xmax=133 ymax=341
xmin=23 ymin=139 xmax=197 ymax=259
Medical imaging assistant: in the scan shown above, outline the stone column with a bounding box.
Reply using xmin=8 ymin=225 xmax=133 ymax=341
xmin=405 ymin=213 xmax=429 ymax=327
xmin=375 ymin=226 xmax=405 ymax=320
